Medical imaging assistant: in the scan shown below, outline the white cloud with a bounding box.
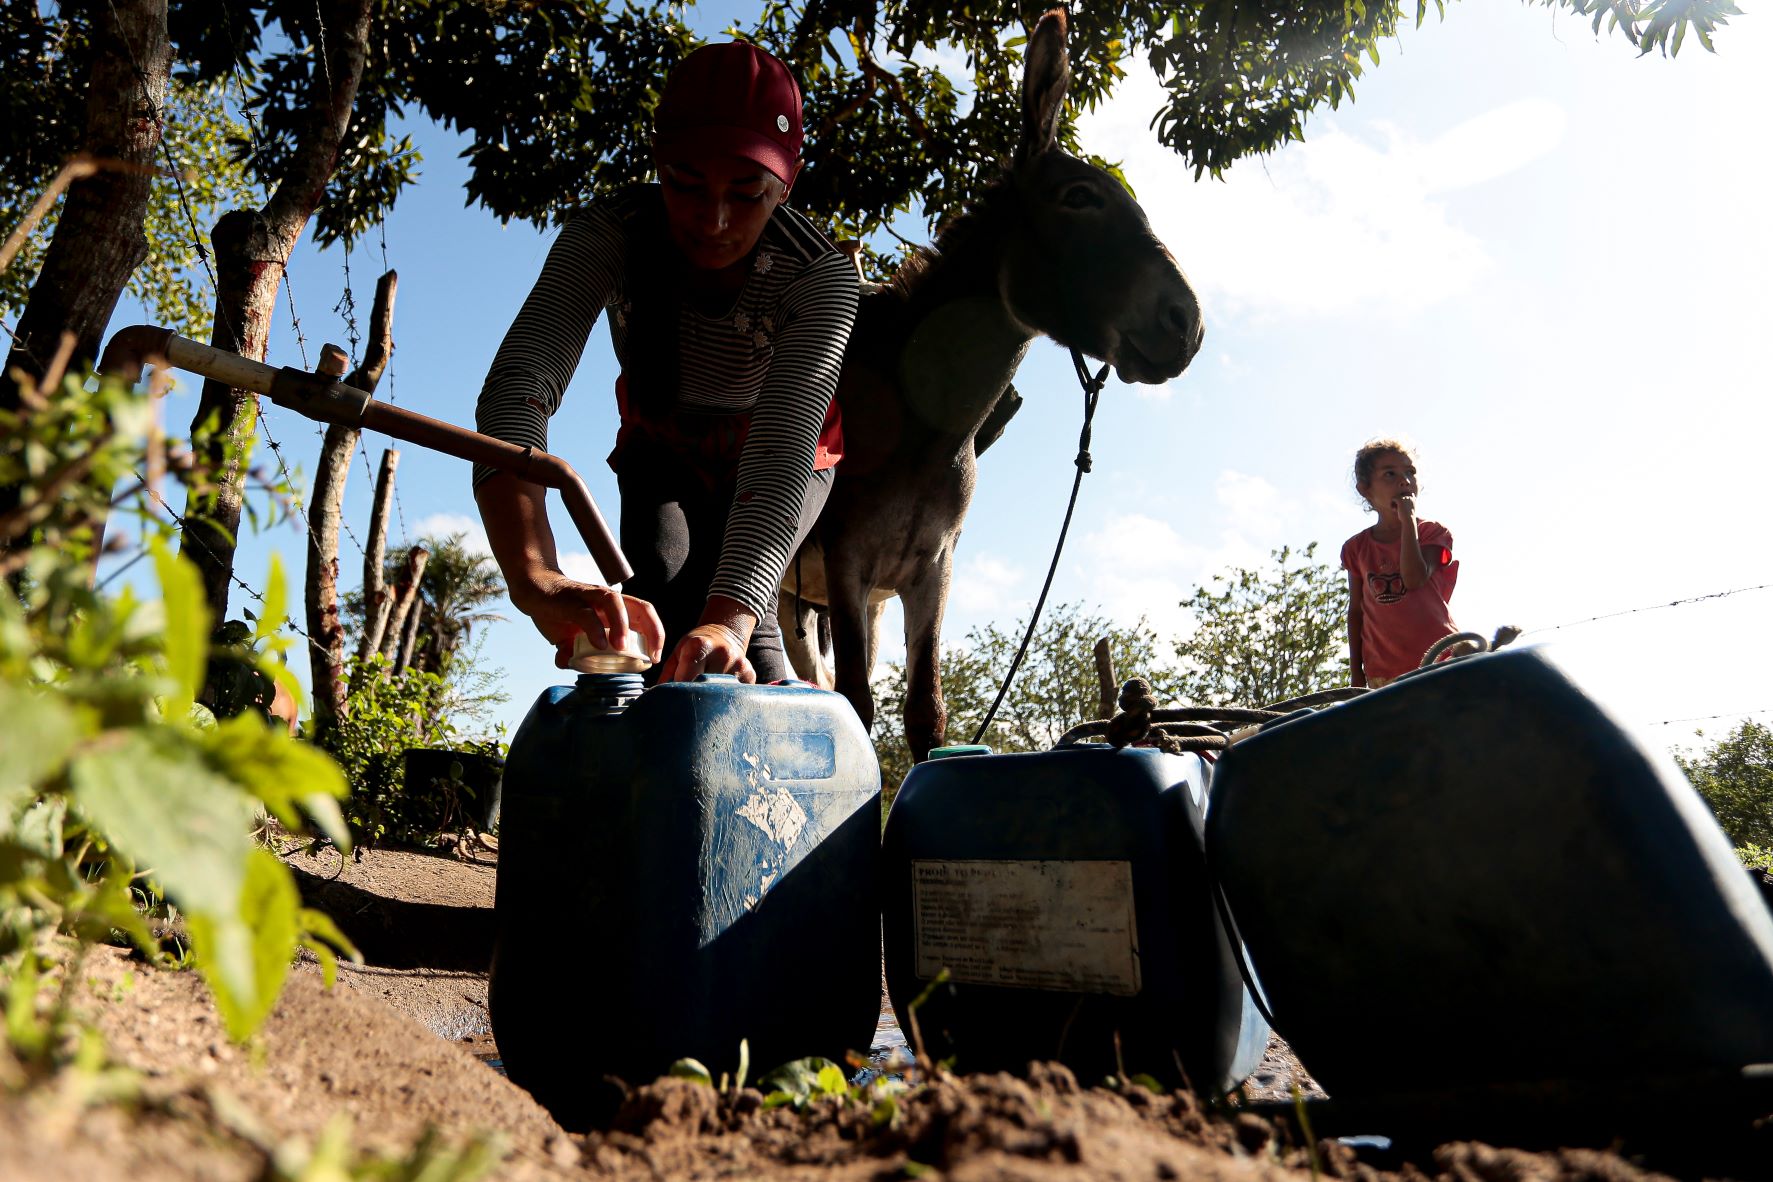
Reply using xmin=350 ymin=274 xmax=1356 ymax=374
xmin=948 ymin=552 xmax=1025 ymax=615
xmin=1213 ymin=470 xmax=1294 ymax=538
xmin=558 ymin=551 xmax=601 ymax=586
xmin=410 ymin=512 xmax=491 ymax=556
xmin=1076 ymin=469 xmax=1311 ymax=640
xmin=1078 ymin=68 xmax=1567 ymax=319
xmin=1413 ymin=100 xmax=1568 ymax=193
xmin=1078 ymin=512 xmax=1223 ymax=641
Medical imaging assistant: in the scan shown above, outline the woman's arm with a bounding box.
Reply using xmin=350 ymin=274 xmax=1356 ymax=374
xmin=475 ymin=473 xmax=664 ymax=665
xmin=472 ymin=201 xmax=664 ymax=663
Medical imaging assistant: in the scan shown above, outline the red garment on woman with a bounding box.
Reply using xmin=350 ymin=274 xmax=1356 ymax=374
xmin=609 ymin=373 xmax=842 ymax=481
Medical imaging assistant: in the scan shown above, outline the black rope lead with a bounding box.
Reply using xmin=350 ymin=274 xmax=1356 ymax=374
xmin=971 ymin=348 xmax=1110 ymax=745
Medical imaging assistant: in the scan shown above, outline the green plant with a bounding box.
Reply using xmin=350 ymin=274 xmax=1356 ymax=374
xmin=1675 ymin=720 xmax=1773 ymax=849
xmin=1734 ymin=843 xmax=1773 ymax=873
xmin=322 ymin=655 xmax=506 ymax=848
xmin=872 ymin=604 xmax=1170 ymax=790
xmin=223 ymin=1111 xmax=505 ymax=1182
xmin=1171 ymin=543 xmax=1350 ymax=708
xmin=1 ymin=77 xmax=260 ymax=339
xmin=2 ymin=365 xmax=358 ymax=1045
xmin=203 ymin=616 xmax=293 ymax=724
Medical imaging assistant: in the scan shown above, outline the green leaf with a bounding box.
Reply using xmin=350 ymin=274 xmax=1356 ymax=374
xmin=71 ymin=730 xmax=256 ymax=918
xmin=201 ymin=714 xmax=348 ymax=841
xmin=0 ymin=682 xmax=82 ymax=830
xmin=151 ymin=539 xmax=211 ymax=723
xmin=187 ymin=847 xmax=300 ymax=1041
xmin=297 ymin=907 xmax=362 ymax=988
xmin=299 ymin=794 xmax=352 ymax=853
xmin=816 ymin=1063 xmax=848 ymax=1095
xmin=254 ymin=555 xmax=287 ymax=646
xmin=13 ymin=797 xmax=66 ymax=858
xmin=759 ymin=1056 xmax=842 ymax=1102
xmin=5 ymin=952 xmax=45 ymax=1057
xmin=669 ymin=1057 xmax=714 ymax=1086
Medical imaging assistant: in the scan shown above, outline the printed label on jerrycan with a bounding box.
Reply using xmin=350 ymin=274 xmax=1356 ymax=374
xmin=911 ymin=860 xmax=1141 ymax=995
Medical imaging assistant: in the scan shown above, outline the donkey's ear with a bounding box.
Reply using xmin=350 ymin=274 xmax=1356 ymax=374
xmin=1017 ymin=8 xmax=1070 ymax=167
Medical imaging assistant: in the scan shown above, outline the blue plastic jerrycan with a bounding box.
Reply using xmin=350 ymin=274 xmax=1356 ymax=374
xmin=1206 ymin=645 xmax=1773 ymax=1097
xmin=880 ymin=743 xmax=1269 ymax=1094
xmin=490 ymin=672 xmax=882 ymax=1126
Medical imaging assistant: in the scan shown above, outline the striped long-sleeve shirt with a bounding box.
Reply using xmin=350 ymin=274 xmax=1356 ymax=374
xmin=474 ymin=186 xmax=859 ymax=620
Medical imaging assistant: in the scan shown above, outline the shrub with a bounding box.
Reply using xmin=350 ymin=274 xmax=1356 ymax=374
xmin=1 ymin=367 xmax=356 ymax=1045
xmin=1676 ymin=720 xmax=1773 ymax=851
xmin=321 ymin=655 xmax=504 ymax=848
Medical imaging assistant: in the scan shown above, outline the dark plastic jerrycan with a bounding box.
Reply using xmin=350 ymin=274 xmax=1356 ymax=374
xmin=491 ymin=672 xmax=881 ymax=1127
xmin=880 ymin=743 xmax=1269 ymax=1093
xmin=1206 ymin=645 xmax=1773 ymax=1098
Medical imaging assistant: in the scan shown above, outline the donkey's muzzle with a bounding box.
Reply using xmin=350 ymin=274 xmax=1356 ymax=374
xmin=1118 ymin=293 xmax=1203 ymax=384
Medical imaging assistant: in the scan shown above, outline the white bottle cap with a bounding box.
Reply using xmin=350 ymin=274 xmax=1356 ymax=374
xmin=568 ymin=631 xmax=653 ymax=674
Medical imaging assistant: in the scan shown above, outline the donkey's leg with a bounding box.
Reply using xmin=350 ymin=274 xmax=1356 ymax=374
xmin=865 ymin=599 xmax=888 ymax=678
xmin=899 ymin=556 xmax=953 ymax=762
xmin=777 ymin=592 xmax=833 ymax=688
xmin=828 ymin=565 xmax=878 ymax=731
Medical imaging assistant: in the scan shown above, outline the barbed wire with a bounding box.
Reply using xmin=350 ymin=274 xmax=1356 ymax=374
xmin=214 ymin=0 xmax=271 ymax=206
xmin=1649 ymin=708 xmax=1773 ymax=729
xmin=281 ymin=273 xmax=311 ymax=369
xmin=334 ymin=241 xmax=360 ymax=364
xmin=0 ymin=316 xmax=35 ymax=364
xmin=94 ymin=0 xmax=344 ymax=604
xmin=135 ymin=474 xmax=331 ymax=660
xmin=1521 ymin=582 xmax=1773 ymax=637
xmin=377 ymin=218 xmax=410 ymax=544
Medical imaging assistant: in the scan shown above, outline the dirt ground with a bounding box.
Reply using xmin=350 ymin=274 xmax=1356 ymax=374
xmin=1 ymin=843 xmax=1765 ymax=1181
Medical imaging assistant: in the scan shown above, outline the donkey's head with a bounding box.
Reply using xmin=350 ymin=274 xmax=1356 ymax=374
xmin=998 ymin=10 xmax=1203 ymax=385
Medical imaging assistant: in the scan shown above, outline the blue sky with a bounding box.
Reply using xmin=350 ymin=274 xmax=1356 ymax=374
xmin=99 ymin=2 xmax=1771 ymax=748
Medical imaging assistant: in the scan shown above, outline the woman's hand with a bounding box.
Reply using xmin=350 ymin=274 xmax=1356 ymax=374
xmin=508 ymin=570 xmax=666 ymax=669
xmin=659 ymin=594 xmax=759 ymax=683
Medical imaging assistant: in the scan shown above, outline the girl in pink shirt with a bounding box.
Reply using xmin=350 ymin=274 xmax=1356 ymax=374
xmin=1341 ymin=440 xmax=1461 ymax=687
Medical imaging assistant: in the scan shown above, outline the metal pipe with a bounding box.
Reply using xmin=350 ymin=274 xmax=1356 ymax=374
xmin=99 ymin=325 xmax=633 ymax=585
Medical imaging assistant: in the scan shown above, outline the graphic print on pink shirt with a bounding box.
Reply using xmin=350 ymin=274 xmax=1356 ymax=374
xmin=1340 ymin=520 xmax=1459 ymax=684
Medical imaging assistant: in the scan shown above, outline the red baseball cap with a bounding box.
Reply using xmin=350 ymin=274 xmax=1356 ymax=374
xmin=654 ymin=42 xmax=803 ymax=187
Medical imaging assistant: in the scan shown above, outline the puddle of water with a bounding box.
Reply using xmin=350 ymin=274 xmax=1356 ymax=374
xmin=851 ymin=1006 xmax=914 ymax=1086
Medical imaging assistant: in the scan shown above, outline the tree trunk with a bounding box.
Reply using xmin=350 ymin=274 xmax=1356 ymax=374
xmin=2 ymin=0 xmax=169 ymax=389
xmin=1 ymin=0 xmax=169 ymax=561
xmin=1094 ymin=637 xmax=1116 ymax=721
xmin=305 ymin=271 xmax=398 ymax=739
xmin=356 ymin=447 xmax=400 ymax=660
xmin=394 ymin=594 xmax=425 ymax=676
xmin=179 ymin=0 xmax=375 ymax=621
xmin=381 ymin=544 xmax=429 ymax=664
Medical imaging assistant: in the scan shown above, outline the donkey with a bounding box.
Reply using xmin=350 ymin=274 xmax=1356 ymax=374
xmin=779 ymin=8 xmax=1204 ymax=762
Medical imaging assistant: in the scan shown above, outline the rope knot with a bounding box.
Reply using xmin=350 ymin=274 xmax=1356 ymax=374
xmin=1074 ymin=450 xmax=1093 ymax=473
xmin=1105 ymin=676 xmax=1158 ymax=749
